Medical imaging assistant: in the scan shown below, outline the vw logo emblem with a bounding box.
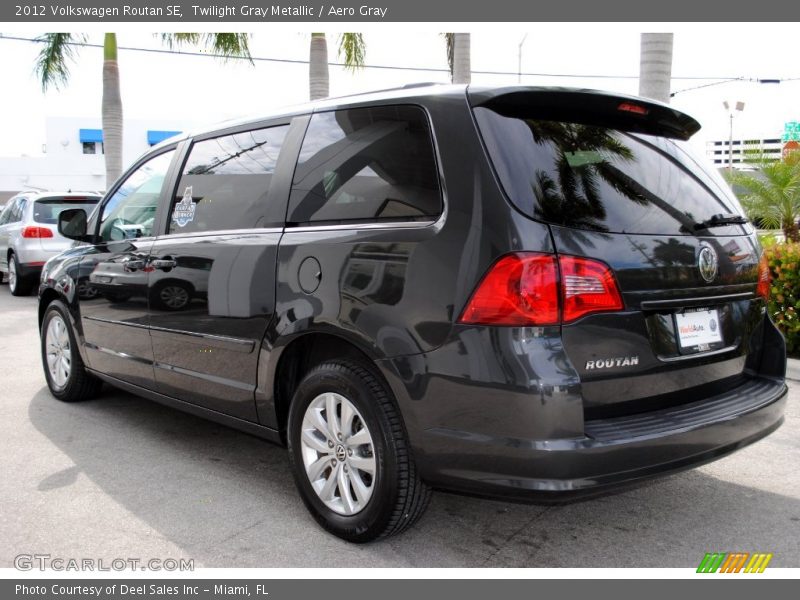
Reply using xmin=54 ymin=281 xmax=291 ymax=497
xmin=698 ymin=244 xmax=718 ymax=283
xmin=335 ymin=444 xmax=347 ymax=462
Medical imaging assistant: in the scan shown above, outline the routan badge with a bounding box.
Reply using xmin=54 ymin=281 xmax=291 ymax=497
xmin=172 ymin=186 xmax=196 ymax=227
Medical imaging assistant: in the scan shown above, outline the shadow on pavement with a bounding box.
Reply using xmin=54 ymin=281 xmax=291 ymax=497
xmin=27 ymin=385 xmax=800 ymax=568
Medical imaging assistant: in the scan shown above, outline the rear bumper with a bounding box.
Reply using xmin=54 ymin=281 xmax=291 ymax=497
xmin=377 ymin=323 xmax=787 ymax=501
xmin=12 ymin=245 xmax=63 ymax=278
xmin=18 ymin=246 xmax=63 ymax=266
xmin=15 ymin=261 xmax=45 ymax=280
xmin=419 ymin=378 xmax=785 ymax=499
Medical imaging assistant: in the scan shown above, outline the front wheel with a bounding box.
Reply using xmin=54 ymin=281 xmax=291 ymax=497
xmin=287 ymin=360 xmax=431 ymax=542
xmin=41 ymin=300 xmax=102 ymax=402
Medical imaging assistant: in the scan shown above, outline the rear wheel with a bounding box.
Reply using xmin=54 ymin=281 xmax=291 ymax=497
xmin=287 ymin=360 xmax=431 ymax=542
xmin=8 ymin=253 xmax=33 ymax=296
xmin=150 ymin=281 xmax=193 ymax=311
xmin=41 ymin=300 xmax=102 ymax=402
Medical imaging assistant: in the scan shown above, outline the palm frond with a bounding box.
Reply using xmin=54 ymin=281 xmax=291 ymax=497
xmin=726 ymin=158 xmax=800 ymax=230
xmin=160 ymin=33 xmax=200 ymax=48
xmin=337 ymin=33 xmax=365 ymax=71
xmin=160 ymin=33 xmax=253 ymax=63
xmin=34 ymin=33 xmax=84 ymax=91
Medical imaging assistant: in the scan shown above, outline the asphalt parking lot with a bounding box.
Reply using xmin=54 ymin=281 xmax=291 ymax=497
xmin=1 ymin=288 xmax=799 ymax=568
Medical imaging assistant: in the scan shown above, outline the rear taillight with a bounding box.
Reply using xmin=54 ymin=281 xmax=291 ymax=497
xmin=757 ymin=253 xmax=770 ymax=300
xmin=21 ymin=226 xmax=53 ymax=239
xmin=458 ymin=253 xmax=624 ymax=326
xmin=458 ymin=253 xmax=559 ymax=325
xmin=560 ymin=256 xmax=624 ymax=322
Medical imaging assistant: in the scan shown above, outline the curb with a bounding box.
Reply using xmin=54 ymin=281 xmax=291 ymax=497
xmin=788 ymin=358 xmax=800 ymax=383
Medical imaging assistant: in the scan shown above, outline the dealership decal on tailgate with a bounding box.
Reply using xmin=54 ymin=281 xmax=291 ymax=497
xmin=676 ymin=309 xmax=723 ymax=349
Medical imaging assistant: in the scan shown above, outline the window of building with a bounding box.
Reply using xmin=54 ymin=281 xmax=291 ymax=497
xmin=288 ymin=105 xmax=442 ymax=224
xmin=167 ymin=124 xmax=290 ymax=234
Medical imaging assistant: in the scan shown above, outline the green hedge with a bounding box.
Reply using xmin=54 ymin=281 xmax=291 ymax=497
xmin=764 ymin=242 xmax=800 ymax=355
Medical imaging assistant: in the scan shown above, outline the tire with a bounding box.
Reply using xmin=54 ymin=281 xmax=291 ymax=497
xmin=8 ymin=253 xmax=34 ymax=296
xmin=287 ymin=359 xmax=431 ymax=542
xmin=41 ymin=300 xmax=102 ymax=402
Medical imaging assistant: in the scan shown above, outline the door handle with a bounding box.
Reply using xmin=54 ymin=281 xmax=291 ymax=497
xmin=150 ymin=258 xmax=177 ymax=270
xmin=123 ymin=258 xmax=147 ymax=272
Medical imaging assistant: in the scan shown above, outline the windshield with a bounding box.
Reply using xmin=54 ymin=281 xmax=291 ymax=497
xmin=473 ymin=107 xmax=748 ymax=236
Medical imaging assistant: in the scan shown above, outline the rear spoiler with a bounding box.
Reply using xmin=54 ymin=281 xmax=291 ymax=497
xmin=468 ymin=87 xmax=701 ymax=141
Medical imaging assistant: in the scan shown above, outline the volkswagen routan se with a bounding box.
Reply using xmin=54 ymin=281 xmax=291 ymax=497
xmin=38 ymin=85 xmax=787 ymax=542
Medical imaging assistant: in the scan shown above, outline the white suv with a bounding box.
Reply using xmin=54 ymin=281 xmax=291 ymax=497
xmin=0 ymin=192 xmax=100 ymax=295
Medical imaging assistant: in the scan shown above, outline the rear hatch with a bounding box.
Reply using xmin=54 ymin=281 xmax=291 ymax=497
xmin=470 ymin=88 xmax=766 ymax=418
xmin=31 ymin=195 xmax=100 ymax=253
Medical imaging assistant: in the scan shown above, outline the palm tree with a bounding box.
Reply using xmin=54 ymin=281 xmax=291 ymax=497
xmin=35 ymin=33 xmax=251 ymax=188
xmin=309 ymin=33 xmax=366 ymax=101
xmin=443 ymin=33 xmax=471 ymax=84
xmin=638 ymin=32 xmax=673 ymax=103
xmin=727 ymin=152 xmax=800 ymax=242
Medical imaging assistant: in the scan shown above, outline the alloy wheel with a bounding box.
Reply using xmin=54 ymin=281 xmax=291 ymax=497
xmin=300 ymin=392 xmax=376 ymax=515
xmin=8 ymin=258 xmax=17 ymax=292
xmin=160 ymin=285 xmax=189 ymax=309
xmin=45 ymin=314 xmax=72 ymax=389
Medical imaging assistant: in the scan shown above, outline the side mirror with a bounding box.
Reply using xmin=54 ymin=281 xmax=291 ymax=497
xmin=58 ymin=208 xmax=88 ymax=241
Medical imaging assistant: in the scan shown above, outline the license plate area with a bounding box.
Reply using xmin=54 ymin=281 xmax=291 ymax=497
xmin=674 ymin=307 xmax=725 ymax=353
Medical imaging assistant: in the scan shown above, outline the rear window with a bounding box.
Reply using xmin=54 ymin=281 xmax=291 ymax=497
xmin=474 ymin=107 xmax=746 ymax=235
xmin=33 ymin=197 xmax=100 ymax=224
xmin=288 ymin=105 xmax=441 ymax=224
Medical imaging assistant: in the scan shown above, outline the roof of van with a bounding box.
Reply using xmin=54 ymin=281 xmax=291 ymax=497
xmin=152 ymin=83 xmax=701 ymax=149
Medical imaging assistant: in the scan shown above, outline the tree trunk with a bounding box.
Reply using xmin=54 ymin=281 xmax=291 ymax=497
xmin=101 ymin=33 xmax=123 ymax=188
xmin=451 ymin=33 xmax=471 ymax=84
xmin=309 ymin=33 xmax=329 ymax=101
xmin=784 ymin=219 xmax=800 ymax=243
xmin=638 ymin=33 xmax=673 ymax=104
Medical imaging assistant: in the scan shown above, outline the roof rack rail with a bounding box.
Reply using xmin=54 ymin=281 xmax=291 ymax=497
xmin=401 ymin=82 xmax=442 ymax=89
xmin=325 ymin=82 xmax=448 ymax=101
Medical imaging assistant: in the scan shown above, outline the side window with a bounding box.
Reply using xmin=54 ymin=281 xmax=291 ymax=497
xmin=9 ymin=199 xmax=27 ymax=223
xmin=288 ymin=105 xmax=441 ymax=224
xmin=0 ymin=200 xmax=16 ymax=225
xmin=168 ymin=124 xmax=290 ymax=234
xmin=99 ymin=150 xmax=175 ymax=242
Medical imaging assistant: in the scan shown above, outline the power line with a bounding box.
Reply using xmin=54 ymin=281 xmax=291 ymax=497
xmin=4 ymin=33 xmax=793 ymax=82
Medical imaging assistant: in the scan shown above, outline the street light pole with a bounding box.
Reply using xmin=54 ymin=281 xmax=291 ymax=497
xmin=518 ymin=34 xmax=528 ymax=84
xmin=723 ymin=100 xmax=745 ymax=172
xmin=728 ymin=111 xmax=734 ymax=172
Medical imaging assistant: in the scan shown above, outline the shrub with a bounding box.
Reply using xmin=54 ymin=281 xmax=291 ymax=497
xmin=764 ymin=242 xmax=800 ymax=355
xmin=758 ymin=232 xmax=780 ymax=248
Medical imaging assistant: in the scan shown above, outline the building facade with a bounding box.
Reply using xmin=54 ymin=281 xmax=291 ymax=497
xmin=705 ymin=136 xmax=784 ymax=169
xmin=0 ymin=116 xmax=196 ymax=202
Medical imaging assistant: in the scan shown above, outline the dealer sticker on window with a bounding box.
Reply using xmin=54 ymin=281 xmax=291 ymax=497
xmin=172 ymin=186 xmax=196 ymax=227
xmin=675 ymin=308 xmax=723 ymax=349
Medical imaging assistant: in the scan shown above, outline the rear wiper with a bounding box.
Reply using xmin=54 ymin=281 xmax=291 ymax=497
xmin=693 ymin=213 xmax=748 ymax=230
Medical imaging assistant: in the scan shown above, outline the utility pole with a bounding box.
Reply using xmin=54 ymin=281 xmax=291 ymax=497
xmin=723 ymin=100 xmax=745 ymax=172
xmin=518 ymin=34 xmax=527 ymax=84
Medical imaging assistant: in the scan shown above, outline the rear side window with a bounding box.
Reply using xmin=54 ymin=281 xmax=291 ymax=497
xmin=288 ymin=105 xmax=441 ymax=224
xmin=168 ymin=125 xmax=289 ymax=234
xmin=33 ymin=197 xmax=100 ymax=224
xmin=0 ymin=199 xmax=18 ymax=225
xmin=5 ymin=198 xmax=26 ymax=223
xmin=474 ymin=107 xmax=744 ymax=235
